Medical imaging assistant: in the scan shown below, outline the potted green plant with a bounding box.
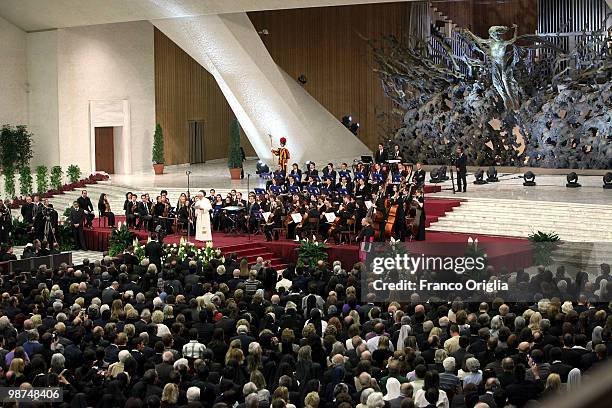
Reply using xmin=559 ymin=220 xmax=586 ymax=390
xmin=152 ymin=123 xmax=165 ymax=175
xmin=227 ymin=118 xmax=243 ymax=180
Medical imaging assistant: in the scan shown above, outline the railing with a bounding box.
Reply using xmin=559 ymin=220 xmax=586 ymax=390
xmin=0 ymin=252 xmax=73 ymax=274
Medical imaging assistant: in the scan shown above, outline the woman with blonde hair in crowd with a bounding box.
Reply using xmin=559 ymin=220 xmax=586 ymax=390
xmin=543 ymin=373 xmax=561 ymax=398
xmin=161 ymin=383 xmax=179 ymax=408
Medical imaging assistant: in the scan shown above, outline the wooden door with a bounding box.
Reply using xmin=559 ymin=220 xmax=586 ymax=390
xmin=95 ymin=127 xmax=114 ymax=174
xmin=188 ymin=120 xmax=205 ymax=164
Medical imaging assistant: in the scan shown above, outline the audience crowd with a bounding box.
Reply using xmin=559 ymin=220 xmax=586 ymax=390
xmin=0 ymin=245 xmax=610 ymax=408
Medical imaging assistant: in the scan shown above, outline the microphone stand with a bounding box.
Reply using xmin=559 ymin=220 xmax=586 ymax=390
xmin=247 ymin=173 xmax=251 ymax=241
xmin=186 ymin=170 xmax=192 ymax=242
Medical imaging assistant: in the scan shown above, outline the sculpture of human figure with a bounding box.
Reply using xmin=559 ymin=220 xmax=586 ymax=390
xmin=464 ymin=24 xmax=521 ymax=111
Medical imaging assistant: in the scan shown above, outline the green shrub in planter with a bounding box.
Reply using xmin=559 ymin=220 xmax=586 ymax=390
xmin=19 ymin=167 xmax=33 ymax=196
xmin=50 ymin=166 xmax=63 ymax=190
xmin=35 ymin=165 xmax=48 ymax=193
xmin=67 ymin=165 xmax=81 ymax=184
xmin=3 ymin=165 xmax=15 ymax=197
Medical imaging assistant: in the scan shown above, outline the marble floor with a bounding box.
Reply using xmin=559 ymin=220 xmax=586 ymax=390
xmin=430 ymin=172 xmax=612 ymax=205
xmin=106 ymin=160 xmax=612 ymax=206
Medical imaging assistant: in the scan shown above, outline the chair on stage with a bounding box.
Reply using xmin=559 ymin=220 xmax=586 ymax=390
xmin=338 ymin=221 xmax=356 ymax=244
xmin=272 ymin=216 xmax=287 ymax=240
xmin=97 ymin=211 xmax=108 ymax=228
xmin=303 ymin=217 xmax=320 ymax=240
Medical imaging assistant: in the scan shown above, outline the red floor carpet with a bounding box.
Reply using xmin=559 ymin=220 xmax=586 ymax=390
xmin=83 ymin=197 xmax=531 ymax=271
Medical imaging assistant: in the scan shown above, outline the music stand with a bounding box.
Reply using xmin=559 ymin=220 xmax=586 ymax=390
xmin=361 ymin=155 xmax=373 ymax=163
xmin=372 ymin=173 xmax=384 ymax=183
xmin=392 ymin=173 xmax=402 ymax=183
xmin=270 ymin=186 xmax=282 ymax=195
xmin=337 ymin=188 xmax=349 ymax=196
xmin=355 ymin=172 xmax=365 ymax=180
xmin=339 ymin=171 xmax=350 ymax=181
xmin=254 ymin=188 xmax=266 ymax=196
xmin=307 ymin=187 xmax=321 ymax=196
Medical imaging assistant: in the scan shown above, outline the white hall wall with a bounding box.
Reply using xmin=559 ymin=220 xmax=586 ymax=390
xmin=0 ymin=15 xmax=27 ymax=125
xmin=27 ymin=30 xmax=60 ymax=167
xmin=56 ymin=21 xmax=155 ymax=174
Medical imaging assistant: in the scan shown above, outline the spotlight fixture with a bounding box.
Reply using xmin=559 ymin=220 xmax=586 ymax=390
xmin=341 ymin=115 xmax=352 ymax=127
xmin=486 ymin=166 xmax=499 ymax=182
xmin=603 ymin=172 xmax=612 ymax=189
xmin=297 ymin=74 xmax=308 ymax=85
xmin=523 ymin=171 xmax=536 ymax=186
xmin=349 ymin=123 xmax=360 ymax=135
xmin=256 ymin=161 xmax=269 ymax=175
xmin=566 ymin=172 xmax=581 ymax=188
xmin=474 ymin=169 xmax=487 ymax=185
xmin=429 ymin=167 xmax=445 ymax=183
xmin=257 ymin=29 xmax=269 ymax=35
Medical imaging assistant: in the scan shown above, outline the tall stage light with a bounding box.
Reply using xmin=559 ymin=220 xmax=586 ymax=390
xmin=566 ymin=172 xmax=581 ymax=188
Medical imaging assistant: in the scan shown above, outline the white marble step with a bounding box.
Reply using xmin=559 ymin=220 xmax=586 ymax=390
xmin=440 ymin=213 xmax=612 ymax=227
xmin=428 ymin=224 xmax=612 ymax=242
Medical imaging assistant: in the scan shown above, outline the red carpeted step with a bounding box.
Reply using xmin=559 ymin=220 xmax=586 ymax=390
xmin=425 ymin=199 xmax=461 ymax=217
xmin=424 ymin=184 xmax=442 ymax=194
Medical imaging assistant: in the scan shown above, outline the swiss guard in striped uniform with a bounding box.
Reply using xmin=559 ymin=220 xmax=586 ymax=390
xmin=272 ymin=137 xmax=290 ymax=173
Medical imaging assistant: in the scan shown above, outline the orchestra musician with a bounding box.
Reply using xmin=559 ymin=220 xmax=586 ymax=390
xmin=138 ymin=194 xmax=153 ymax=230
xmin=322 ymin=163 xmax=337 ymax=184
xmin=212 ymin=195 xmax=225 ymax=231
xmin=305 ymin=162 xmax=318 ymax=179
xmin=77 ymin=190 xmax=95 ymax=228
xmin=295 ymin=202 xmax=319 ymax=240
xmin=288 ymin=163 xmax=302 ymax=183
xmin=97 ymin=193 xmax=115 ymax=227
xmin=354 ymin=177 xmax=371 ymax=201
xmin=413 ymin=188 xmax=426 ymax=241
xmin=264 ymin=199 xmax=284 ymax=241
xmin=126 ymin=194 xmax=139 ymax=229
xmin=330 ymin=195 xmax=354 ymax=244
xmin=356 ymin=217 xmax=375 ymax=243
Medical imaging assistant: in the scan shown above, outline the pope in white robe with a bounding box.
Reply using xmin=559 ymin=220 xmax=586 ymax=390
xmin=194 ymin=193 xmax=213 ymax=243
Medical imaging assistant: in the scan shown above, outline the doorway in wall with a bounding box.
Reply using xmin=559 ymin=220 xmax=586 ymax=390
xmin=94 ymin=127 xmax=115 ymax=174
xmin=188 ymin=120 xmax=205 ymax=164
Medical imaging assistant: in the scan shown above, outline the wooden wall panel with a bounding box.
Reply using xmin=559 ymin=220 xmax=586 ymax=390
xmin=249 ymin=3 xmax=413 ymax=151
xmin=154 ymin=28 xmax=255 ymax=165
xmin=473 ymin=0 xmax=538 ymax=37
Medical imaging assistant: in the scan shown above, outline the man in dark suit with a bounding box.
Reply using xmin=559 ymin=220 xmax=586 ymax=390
xmin=137 ymin=194 xmax=153 ymax=230
xmin=548 ymin=347 xmax=573 ymax=382
xmin=77 ymin=190 xmax=95 ymax=228
xmin=374 ymin=143 xmax=388 ymax=164
xmin=412 ymin=162 xmax=426 ymax=189
xmin=455 ymin=146 xmax=467 ymax=192
xmin=145 ymin=233 xmax=163 ymax=271
xmin=69 ymin=201 xmax=87 ymax=250
xmin=21 ymin=196 xmax=34 ymax=225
